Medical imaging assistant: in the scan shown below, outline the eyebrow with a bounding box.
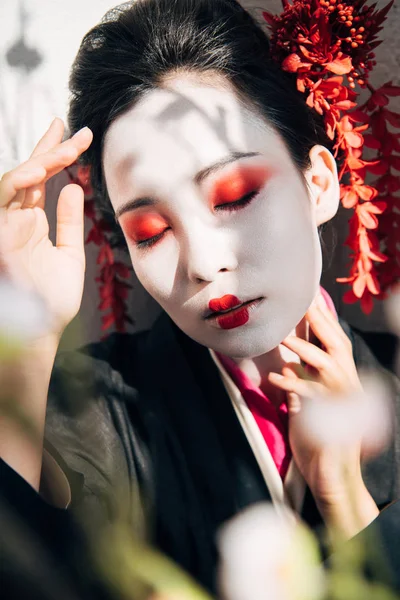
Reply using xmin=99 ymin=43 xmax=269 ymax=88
xmin=114 ymin=151 xmax=261 ymax=222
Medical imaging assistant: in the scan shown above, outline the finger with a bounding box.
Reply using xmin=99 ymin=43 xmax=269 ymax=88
xmin=281 ymin=367 xmax=307 ymax=414
xmin=2 ymin=127 xmax=92 ymax=211
xmin=281 ymin=335 xmax=351 ymax=390
xmin=14 ymin=126 xmax=91 ymax=184
xmin=281 ymin=335 xmax=335 ymax=374
xmin=29 ymin=118 xmax=65 ymax=158
xmin=27 ymin=126 xmax=93 ymax=182
xmin=0 ymin=167 xmax=47 ymax=208
xmin=268 ymin=371 xmax=326 ymax=398
xmin=24 ymin=118 xmax=66 ymax=210
xmin=282 ymin=362 xmax=313 ymax=381
xmin=56 ymin=183 xmax=85 ymax=264
xmin=307 ymin=295 xmax=352 ymax=352
xmin=287 ymin=392 xmax=302 ymax=415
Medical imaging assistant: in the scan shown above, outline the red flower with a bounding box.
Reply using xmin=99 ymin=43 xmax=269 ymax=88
xmin=340 ymin=183 xmax=379 ymax=209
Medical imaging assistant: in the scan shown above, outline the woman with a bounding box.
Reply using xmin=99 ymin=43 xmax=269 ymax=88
xmin=1 ymin=0 xmax=399 ymax=596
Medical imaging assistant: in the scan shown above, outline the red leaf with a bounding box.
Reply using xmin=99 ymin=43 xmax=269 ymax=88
xmin=363 ymin=135 xmax=381 ymax=150
xmin=262 ymin=11 xmax=276 ymax=28
xmin=115 ymin=280 xmax=132 ymax=291
xmin=357 ymin=185 xmax=378 ymax=202
xmin=97 ymin=246 xmax=107 ymax=265
xmin=345 ymin=131 xmax=364 ymax=148
xmin=374 ymin=0 xmax=395 ymax=27
xmin=326 ymin=55 xmax=353 ymax=75
xmin=86 ymin=228 xmax=103 ymax=245
xmin=365 ymin=160 xmax=389 ymax=176
xmin=391 ymin=156 xmax=400 ymax=172
xmin=370 ymin=92 xmax=389 ymax=107
xmin=379 ymin=82 xmax=400 ymax=97
xmin=348 ymin=109 xmax=370 ymax=123
xmin=347 ymin=156 xmax=380 ymax=170
xmin=358 ymin=208 xmax=378 ymax=229
xmin=282 ymin=53 xmax=311 ymax=72
xmin=341 ymin=188 xmax=358 ymax=208
xmin=99 ymin=296 xmax=113 ymax=311
xmin=342 ymin=289 xmax=359 ymax=304
xmin=99 ymin=283 xmax=114 ymax=300
xmin=368 ymin=249 xmax=388 ymax=263
xmin=353 ymin=275 xmax=366 ymax=298
xmin=366 ymin=272 xmax=380 ymax=295
xmin=105 ymin=244 xmax=114 ymax=265
xmin=360 ymin=292 xmax=374 ymax=315
xmin=367 ymin=201 xmax=387 ymax=214
xmin=101 ymin=313 xmax=115 ymax=331
xmin=383 ymin=109 xmax=400 ymax=128
xmin=114 ymin=262 xmax=131 ymax=278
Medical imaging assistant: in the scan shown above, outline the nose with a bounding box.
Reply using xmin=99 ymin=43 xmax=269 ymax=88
xmin=183 ymin=224 xmax=238 ymax=284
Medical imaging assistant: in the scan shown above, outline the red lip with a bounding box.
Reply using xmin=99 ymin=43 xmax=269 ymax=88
xmin=205 ymin=295 xmax=263 ymax=329
xmin=208 ymin=295 xmax=242 ymax=315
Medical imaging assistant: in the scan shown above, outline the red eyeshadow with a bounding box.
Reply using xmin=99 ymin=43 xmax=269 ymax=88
xmin=210 ymin=164 xmax=270 ymax=205
xmin=123 ymin=213 xmax=168 ymax=242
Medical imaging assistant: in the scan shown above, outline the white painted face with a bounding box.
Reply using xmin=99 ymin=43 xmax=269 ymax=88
xmin=103 ymin=76 xmax=322 ymax=358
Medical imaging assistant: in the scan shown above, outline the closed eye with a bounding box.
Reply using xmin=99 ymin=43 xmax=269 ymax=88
xmin=214 ymin=190 xmax=259 ymax=212
xmin=136 ymin=228 xmax=170 ymax=250
xmin=136 ymin=189 xmax=259 ymax=250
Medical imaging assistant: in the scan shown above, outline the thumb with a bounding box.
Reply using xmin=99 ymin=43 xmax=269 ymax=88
xmin=56 ymin=183 xmax=85 ymax=263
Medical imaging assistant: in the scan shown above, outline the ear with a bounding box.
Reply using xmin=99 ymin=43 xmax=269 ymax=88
xmin=304 ymin=145 xmax=340 ymax=226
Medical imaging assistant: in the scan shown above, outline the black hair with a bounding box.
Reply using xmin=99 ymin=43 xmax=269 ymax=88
xmin=68 ymin=0 xmax=334 ymax=245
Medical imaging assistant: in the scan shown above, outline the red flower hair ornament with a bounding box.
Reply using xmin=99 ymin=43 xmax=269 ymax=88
xmin=69 ymin=0 xmax=399 ymax=333
xmin=260 ymin=0 xmax=400 ymax=315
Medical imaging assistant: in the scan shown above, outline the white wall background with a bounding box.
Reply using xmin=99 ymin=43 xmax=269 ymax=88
xmin=0 ymin=0 xmax=122 ymax=169
xmin=1 ymin=0 xmax=399 ymax=349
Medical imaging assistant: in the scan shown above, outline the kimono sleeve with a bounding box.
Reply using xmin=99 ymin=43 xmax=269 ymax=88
xmin=1 ymin=336 xmax=149 ymax=540
xmin=43 ymin=348 xmax=130 ymax=519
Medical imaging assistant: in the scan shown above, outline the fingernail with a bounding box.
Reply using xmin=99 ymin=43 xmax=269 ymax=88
xmin=312 ymin=294 xmax=325 ymax=309
xmin=269 ymin=372 xmax=284 ymax=380
xmin=72 ymin=126 xmax=90 ymax=137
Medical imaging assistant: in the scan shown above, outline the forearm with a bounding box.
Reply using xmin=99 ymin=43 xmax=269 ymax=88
xmin=0 ymin=335 xmax=60 ymax=492
xmin=316 ymin=477 xmax=380 ymax=541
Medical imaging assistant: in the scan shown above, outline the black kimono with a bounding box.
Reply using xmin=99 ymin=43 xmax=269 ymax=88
xmin=1 ymin=312 xmax=400 ymax=598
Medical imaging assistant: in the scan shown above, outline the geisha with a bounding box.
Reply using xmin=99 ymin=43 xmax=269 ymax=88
xmin=1 ymin=0 xmax=399 ymax=596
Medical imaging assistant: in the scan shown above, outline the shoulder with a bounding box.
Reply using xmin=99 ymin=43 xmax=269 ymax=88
xmin=53 ymin=328 xmax=151 ymax=389
xmin=340 ymin=319 xmax=398 ymax=373
xmin=45 ymin=330 xmax=154 ymax=516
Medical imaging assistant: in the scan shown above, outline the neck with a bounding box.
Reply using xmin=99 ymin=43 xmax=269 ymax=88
xmin=230 ymin=316 xmax=310 ymax=402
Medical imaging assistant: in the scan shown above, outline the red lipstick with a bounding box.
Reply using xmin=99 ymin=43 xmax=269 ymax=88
xmin=207 ymin=295 xmax=262 ymax=330
xmin=209 ymin=295 xmax=242 ymax=313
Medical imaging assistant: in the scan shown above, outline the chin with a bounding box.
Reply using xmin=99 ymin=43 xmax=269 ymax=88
xmin=217 ymin=330 xmax=287 ymax=359
xmin=186 ymin=323 xmax=291 ymax=359
xmin=176 ymin=291 xmax=314 ymax=358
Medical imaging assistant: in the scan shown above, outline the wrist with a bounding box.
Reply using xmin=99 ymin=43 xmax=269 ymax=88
xmin=316 ymin=480 xmax=379 ymax=541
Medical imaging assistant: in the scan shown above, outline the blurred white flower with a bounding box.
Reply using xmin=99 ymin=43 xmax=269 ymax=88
xmin=217 ymin=504 xmax=324 ymax=600
xmin=296 ymin=371 xmax=393 ymax=459
xmin=0 ymin=277 xmax=53 ymax=355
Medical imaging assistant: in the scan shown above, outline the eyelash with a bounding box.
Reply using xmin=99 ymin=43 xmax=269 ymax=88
xmin=214 ymin=190 xmax=258 ymax=212
xmin=136 ymin=189 xmax=259 ymax=250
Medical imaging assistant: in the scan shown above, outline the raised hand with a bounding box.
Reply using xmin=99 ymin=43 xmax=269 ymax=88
xmin=268 ymin=293 xmax=379 ymax=537
xmin=0 ymin=118 xmax=93 ymax=340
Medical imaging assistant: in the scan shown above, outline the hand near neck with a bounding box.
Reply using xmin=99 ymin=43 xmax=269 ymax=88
xmin=266 ymin=293 xmax=379 ymax=540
